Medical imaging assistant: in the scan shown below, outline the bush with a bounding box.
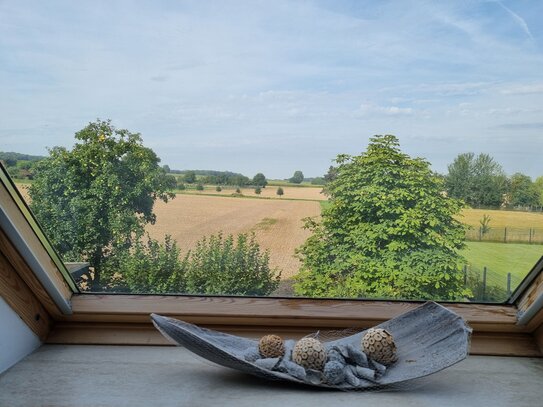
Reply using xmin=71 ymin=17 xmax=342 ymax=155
xmin=101 ymin=235 xmax=188 ymax=293
xmin=196 ymin=184 xmax=204 ymax=191
xmin=185 ymin=233 xmax=280 ymax=295
xmin=276 ymin=187 xmax=284 ymax=197
xmin=177 ymin=182 xmax=186 ymax=190
xmin=236 ymin=187 xmax=241 ymax=193
xmin=255 ymin=187 xmax=262 ymax=195
xmin=216 ymin=186 xmax=222 ymax=192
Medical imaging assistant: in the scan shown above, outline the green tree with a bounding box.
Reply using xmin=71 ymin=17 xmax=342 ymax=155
xmin=252 ymin=173 xmax=267 ymax=187
xmin=509 ymin=173 xmax=539 ymax=208
xmin=255 ymin=186 xmax=262 ymax=195
xmin=295 ymin=135 xmax=469 ymax=300
xmin=535 ymin=176 xmax=543 ymax=207
xmin=184 ymin=233 xmax=280 ymax=295
xmin=196 ymin=183 xmax=204 ymax=191
xmin=445 ymin=153 xmax=508 ymax=207
xmin=216 ymin=185 xmax=222 ymax=192
xmin=276 ymin=187 xmax=284 ymax=197
xmin=289 ymin=170 xmax=304 ymax=184
xmin=29 ymin=119 xmax=175 ymax=290
xmin=184 ymin=171 xmax=196 ymax=184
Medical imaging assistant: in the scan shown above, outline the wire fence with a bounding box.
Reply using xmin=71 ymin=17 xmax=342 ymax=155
xmin=463 ymin=264 xmax=524 ymax=302
xmin=465 ymin=227 xmax=543 ymax=244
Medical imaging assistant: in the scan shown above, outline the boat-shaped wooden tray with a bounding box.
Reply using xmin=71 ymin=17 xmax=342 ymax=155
xmin=151 ymin=301 xmax=471 ymax=389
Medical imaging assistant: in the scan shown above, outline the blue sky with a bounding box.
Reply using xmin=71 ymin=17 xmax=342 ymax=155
xmin=1 ymin=0 xmax=542 ymax=179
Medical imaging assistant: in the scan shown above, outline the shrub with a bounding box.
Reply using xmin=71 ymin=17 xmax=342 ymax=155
xmin=196 ymin=184 xmax=204 ymax=191
xmin=216 ymin=186 xmax=222 ymax=192
xmin=276 ymin=187 xmax=284 ymax=197
xmin=101 ymin=235 xmax=188 ymax=293
xmin=177 ymin=182 xmax=186 ymax=190
xmin=185 ymin=233 xmax=280 ymax=295
xmin=236 ymin=187 xmax=241 ymax=193
xmin=255 ymin=187 xmax=262 ymax=195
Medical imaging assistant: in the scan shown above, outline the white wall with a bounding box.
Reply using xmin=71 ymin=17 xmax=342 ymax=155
xmin=0 ymin=296 xmax=41 ymax=374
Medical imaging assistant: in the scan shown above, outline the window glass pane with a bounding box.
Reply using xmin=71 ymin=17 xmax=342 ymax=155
xmin=2 ymin=1 xmax=542 ymax=302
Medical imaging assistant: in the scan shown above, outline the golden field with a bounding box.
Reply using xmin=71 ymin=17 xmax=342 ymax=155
xmin=147 ymin=194 xmax=321 ymax=279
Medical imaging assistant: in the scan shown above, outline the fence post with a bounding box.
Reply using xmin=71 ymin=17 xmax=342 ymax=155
xmin=507 ymin=273 xmax=511 ymax=296
xmin=504 ymin=227 xmax=507 ymax=243
xmin=482 ymin=266 xmax=487 ymax=301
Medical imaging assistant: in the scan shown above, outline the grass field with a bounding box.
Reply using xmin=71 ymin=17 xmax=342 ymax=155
xmin=460 ymin=241 xmax=543 ymax=289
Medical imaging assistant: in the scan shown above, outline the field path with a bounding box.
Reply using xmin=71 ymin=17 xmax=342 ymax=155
xmin=147 ymin=194 xmax=321 ymax=279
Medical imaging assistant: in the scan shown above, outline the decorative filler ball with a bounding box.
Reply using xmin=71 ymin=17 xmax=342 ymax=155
xmin=361 ymin=328 xmax=397 ymax=365
xmin=259 ymin=334 xmax=285 ymax=358
xmin=292 ymin=337 xmax=327 ymax=370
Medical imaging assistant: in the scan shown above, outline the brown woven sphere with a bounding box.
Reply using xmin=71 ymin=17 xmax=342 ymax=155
xmin=259 ymin=335 xmax=285 ymax=358
xmin=292 ymin=337 xmax=326 ymax=371
xmin=361 ymin=328 xmax=397 ymax=365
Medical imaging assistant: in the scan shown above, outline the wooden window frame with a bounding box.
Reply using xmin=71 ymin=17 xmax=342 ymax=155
xmin=1 ymin=163 xmax=542 ymax=357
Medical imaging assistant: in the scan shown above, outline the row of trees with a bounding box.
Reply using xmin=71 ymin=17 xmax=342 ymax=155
xmin=445 ymin=153 xmax=543 ymax=209
xmin=178 ymin=170 xmax=267 ymax=188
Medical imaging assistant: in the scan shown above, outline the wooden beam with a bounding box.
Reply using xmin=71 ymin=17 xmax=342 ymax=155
xmin=46 ymin=321 xmax=541 ymax=357
xmin=59 ymin=294 xmax=523 ymax=333
xmin=517 ymin=270 xmax=543 ymax=327
xmin=0 ymin=177 xmax=75 ymax=301
xmin=535 ymin=324 xmax=543 ymax=354
xmin=0 ymin=251 xmax=52 ymax=340
xmin=0 ymin=227 xmax=64 ymax=319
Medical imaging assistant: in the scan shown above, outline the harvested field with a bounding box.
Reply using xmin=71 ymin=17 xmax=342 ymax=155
xmin=147 ymin=194 xmax=321 ymax=279
xmin=183 ymin=186 xmax=327 ymax=201
xmin=458 ymin=208 xmax=543 ymax=229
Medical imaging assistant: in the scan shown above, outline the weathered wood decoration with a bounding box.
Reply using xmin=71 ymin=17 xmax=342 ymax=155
xmin=152 ymin=301 xmax=472 ymax=389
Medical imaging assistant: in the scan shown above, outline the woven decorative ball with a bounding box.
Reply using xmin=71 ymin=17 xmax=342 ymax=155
xmin=292 ymin=337 xmax=326 ymax=370
xmin=258 ymin=334 xmax=285 ymax=358
xmin=361 ymin=328 xmax=397 ymax=365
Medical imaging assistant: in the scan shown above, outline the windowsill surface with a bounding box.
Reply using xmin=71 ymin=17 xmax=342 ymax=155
xmin=1 ymin=345 xmax=541 ymax=407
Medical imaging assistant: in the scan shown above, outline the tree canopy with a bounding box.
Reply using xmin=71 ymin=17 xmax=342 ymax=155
xmin=252 ymin=172 xmax=267 ymax=187
xmin=289 ymin=170 xmax=304 ymax=184
xmin=295 ymin=135 xmax=469 ymax=300
xmin=29 ymin=119 xmax=176 ymax=289
xmin=445 ymin=153 xmax=508 ymax=207
xmin=509 ymin=173 xmax=540 ymax=208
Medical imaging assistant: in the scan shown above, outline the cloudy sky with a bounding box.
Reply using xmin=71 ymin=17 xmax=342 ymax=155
xmin=1 ymin=0 xmax=542 ymax=178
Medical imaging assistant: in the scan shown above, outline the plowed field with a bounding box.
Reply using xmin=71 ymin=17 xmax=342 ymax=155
xmin=147 ymin=194 xmax=321 ymax=279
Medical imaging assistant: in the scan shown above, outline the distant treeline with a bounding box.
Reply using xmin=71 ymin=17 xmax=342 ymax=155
xmin=171 ymin=169 xmax=252 ymax=186
xmin=0 ymin=151 xmax=46 ymax=179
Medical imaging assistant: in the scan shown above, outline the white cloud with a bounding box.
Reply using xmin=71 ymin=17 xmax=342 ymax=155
xmin=500 ymin=83 xmax=543 ymax=95
xmin=358 ymin=103 xmax=414 ymax=116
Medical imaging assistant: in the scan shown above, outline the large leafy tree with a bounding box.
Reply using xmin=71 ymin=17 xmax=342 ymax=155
xmin=289 ymin=170 xmax=304 ymax=184
xmin=509 ymin=173 xmax=540 ymax=208
xmin=29 ymin=119 xmax=176 ymax=289
xmin=445 ymin=153 xmax=508 ymax=207
xmin=252 ymin=172 xmax=268 ymax=187
xmin=295 ymin=135 xmax=469 ymax=300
